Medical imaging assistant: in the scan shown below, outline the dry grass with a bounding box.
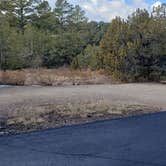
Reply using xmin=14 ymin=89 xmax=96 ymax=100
xmin=0 ymin=68 xmax=111 ymax=86
xmin=0 ymin=100 xmax=159 ymax=135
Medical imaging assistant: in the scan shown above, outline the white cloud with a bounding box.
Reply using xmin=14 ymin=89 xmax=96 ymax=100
xmin=151 ymin=1 xmax=162 ymax=10
xmin=48 ymin=0 xmax=150 ymax=21
xmin=69 ymin=0 xmax=149 ymax=21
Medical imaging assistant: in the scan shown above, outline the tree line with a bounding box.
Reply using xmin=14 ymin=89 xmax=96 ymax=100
xmin=0 ymin=0 xmax=108 ymax=69
xmin=100 ymin=6 xmax=166 ymax=81
xmin=0 ymin=0 xmax=165 ymax=82
xmin=73 ymin=4 xmax=166 ymax=81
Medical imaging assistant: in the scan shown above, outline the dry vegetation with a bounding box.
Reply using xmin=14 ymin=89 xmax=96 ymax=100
xmin=0 ymin=100 xmax=159 ymax=135
xmin=0 ymin=68 xmax=112 ymax=86
xmin=0 ymin=72 xmax=164 ymax=135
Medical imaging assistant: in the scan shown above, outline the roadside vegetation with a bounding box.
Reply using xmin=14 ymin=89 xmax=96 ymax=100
xmin=0 ymin=0 xmax=165 ymax=83
xmin=0 ymin=68 xmax=111 ymax=86
xmin=0 ymin=101 xmax=159 ymax=135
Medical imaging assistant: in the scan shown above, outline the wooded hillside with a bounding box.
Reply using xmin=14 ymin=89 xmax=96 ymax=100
xmin=0 ymin=0 xmax=165 ymax=82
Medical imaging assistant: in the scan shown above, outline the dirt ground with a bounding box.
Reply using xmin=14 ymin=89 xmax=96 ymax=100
xmin=0 ymin=83 xmax=165 ymax=134
xmin=0 ymin=83 xmax=166 ymax=110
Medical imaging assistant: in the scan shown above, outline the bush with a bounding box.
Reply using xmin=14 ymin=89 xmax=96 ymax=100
xmin=71 ymin=45 xmax=102 ymax=70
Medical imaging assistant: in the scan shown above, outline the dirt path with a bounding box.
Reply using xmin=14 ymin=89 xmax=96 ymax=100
xmin=0 ymin=84 xmax=165 ymax=114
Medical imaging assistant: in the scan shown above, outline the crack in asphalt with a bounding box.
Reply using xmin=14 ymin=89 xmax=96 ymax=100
xmin=1 ymin=143 xmax=165 ymax=166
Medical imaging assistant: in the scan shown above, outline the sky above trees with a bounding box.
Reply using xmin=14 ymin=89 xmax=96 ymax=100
xmin=48 ymin=0 xmax=165 ymax=21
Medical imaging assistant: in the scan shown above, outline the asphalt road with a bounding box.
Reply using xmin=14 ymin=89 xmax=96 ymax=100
xmin=1 ymin=112 xmax=166 ymax=166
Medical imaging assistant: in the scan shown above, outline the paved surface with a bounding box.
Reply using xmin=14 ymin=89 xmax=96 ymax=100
xmin=0 ymin=84 xmax=166 ymax=115
xmin=1 ymin=112 xmax=166 ymax=166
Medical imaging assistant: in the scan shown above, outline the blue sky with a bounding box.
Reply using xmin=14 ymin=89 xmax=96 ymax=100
xmin=48 ymin=0 xmax=166 ymax=21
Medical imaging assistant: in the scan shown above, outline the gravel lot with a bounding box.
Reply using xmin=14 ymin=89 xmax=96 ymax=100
xmin=0 ymin=83 xmax=166 ymax=113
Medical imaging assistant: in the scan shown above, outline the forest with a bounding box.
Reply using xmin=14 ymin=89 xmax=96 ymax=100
xmin=0 ymin=0 xmax=166 ymax=82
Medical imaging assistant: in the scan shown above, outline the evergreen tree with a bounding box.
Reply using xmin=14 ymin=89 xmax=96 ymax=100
xmin=54 ymin=0 xmax=73 ymax=30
